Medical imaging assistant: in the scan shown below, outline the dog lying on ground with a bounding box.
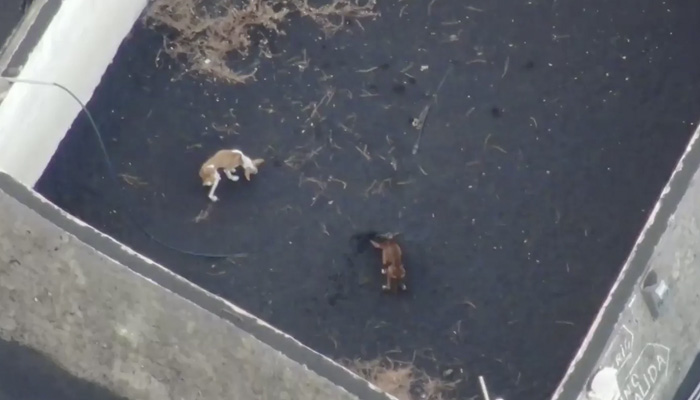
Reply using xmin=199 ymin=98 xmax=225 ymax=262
xmin=199 ymin=149 xmax=264 ymax=202
xmin=370 ymin=237 xmax=407 ymax=293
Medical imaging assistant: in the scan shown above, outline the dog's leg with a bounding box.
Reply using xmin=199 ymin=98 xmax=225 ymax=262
xmin=381 ymin=251 xmax=390 ymax=274
xmin=380 ymin=256 xmax=391 ymax=274
xmin=399 ymin=281 xmax=407 ymax=291
xmin=224 ymin=169 xmax=239 ymax=182
xmin=208 ymin=174 xmax=221 ymax=202
xmin=382 ymin=272 xmax=392 ymax=291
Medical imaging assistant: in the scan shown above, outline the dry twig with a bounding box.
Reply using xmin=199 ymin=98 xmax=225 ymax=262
xmin=193 ymin=203 xmax=215 ymax=223
xmin=285 ymin=146 xmax=324 ymax=169
xmin=365 ymin=178 xmax=392 ymax=197
xmin=355 ymin=144 xmax=371 ymax=161
xmin=118 ymin=173 xmax=148 ymax=187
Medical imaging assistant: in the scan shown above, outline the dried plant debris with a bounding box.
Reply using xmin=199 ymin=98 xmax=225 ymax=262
xmin=284 ymin=145 xmax=324 ymax=169
xmin=193 ymin=203 xmax=215 ymax=222
xmin=344 ymin=357 xmax=459 ymax=400
xmin=145 ymin=0 xmax=378 ymax=83
xmin=118 ymin=173 xmax=148 ymax=187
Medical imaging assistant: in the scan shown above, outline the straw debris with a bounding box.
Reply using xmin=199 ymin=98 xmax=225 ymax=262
xmin=344 ymin=357 xmax=458 ymax=400
xmin=145 ymin=0 xmax=378 ymax=83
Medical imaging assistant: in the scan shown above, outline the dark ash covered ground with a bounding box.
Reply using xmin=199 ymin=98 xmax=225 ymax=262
xmin=36 ymin=0 xmax=700 ymax=398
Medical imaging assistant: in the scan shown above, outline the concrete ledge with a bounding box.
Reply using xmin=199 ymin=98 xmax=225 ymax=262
xmin=550 ymin=120 xmax=700 ymax=399
xmin=0 ymin=0 xmax=28 ymax=55
xmin=0 ymin=0 xmax=62 ymax=77
xmin=0 ymin=171 xmax=392 ymax=400
xmin=0 ymin=0 xmax=147 ymax=187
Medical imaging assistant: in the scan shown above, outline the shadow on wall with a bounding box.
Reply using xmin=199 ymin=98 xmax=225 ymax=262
xmin=0 ymin=0 xmax=26 ymax=50
xmin=0 ymin=338 xmax=126 ymax=400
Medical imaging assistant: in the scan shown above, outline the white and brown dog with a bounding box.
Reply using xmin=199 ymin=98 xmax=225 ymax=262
xmin=199 ymin=149 xmax=264 ymax=202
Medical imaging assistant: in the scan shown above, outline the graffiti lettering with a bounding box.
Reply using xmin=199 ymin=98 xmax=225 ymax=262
xmin=612 ymin=326 xmax=634 ymax=370
xmin=618 ymin=344 xmax=669 ymax=400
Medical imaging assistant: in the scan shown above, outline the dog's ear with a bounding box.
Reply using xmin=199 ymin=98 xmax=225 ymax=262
xmin=253 ymin=158 xmax=265 ymax=167
xmin=370 ymin=240 xmax=381 ymax=249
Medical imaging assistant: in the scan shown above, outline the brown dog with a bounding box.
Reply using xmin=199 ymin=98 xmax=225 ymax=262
xmin=370 ymin=238 xmax=407 ymax=292
xmin=199 ymin=149 xmax=264 ymax=202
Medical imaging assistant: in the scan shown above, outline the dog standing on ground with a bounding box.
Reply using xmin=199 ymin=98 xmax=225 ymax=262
xmin=371 ymin=237 xmax=407 ymax=293
xmin=199 ymin=149 xmax=264 ymax=202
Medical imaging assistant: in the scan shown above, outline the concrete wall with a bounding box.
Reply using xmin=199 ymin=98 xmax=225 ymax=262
xmin=550 ymin=121 xmax=700 ymax=399
xmin=0 ymin=171 xmax=393 ymax=400
xmin=0 ymin=0 xmax=147 ymax=187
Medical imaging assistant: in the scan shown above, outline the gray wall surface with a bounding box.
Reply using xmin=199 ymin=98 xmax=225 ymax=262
xmin=0 ymin=172 xmax=392 ymax=400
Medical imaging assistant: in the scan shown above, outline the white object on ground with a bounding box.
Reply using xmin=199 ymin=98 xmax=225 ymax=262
xmin=479 ymin=376 xmax=491 ymax=400
xmin=587 ymin=367 xmax=620 ymax=400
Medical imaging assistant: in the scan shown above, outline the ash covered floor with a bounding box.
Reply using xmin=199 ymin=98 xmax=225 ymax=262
xmin=36 ymin=0 xmax=700 ymax=398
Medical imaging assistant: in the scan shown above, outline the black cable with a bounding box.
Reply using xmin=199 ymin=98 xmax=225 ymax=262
xmin=2 ymin=77 xmax=243 ymax=259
